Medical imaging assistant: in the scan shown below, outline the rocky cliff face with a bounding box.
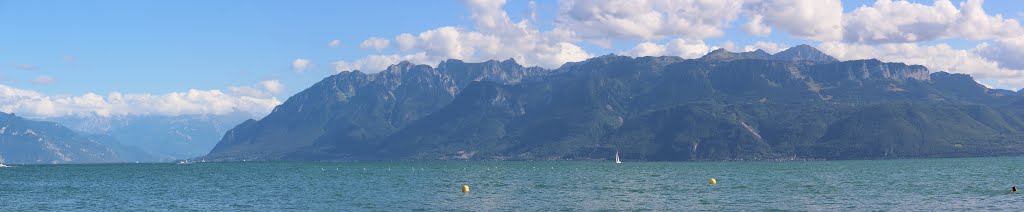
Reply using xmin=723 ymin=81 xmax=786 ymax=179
xmin=206 ymin=59 xmax=544 ymax=160
xmin=806 ymin=59 xmax=930 ymax=82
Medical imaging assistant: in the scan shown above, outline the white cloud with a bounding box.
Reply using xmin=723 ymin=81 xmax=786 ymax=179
xmin=325 ymin=0 xmax=1024 ymax=91
xmin=842 ymin=0 xmax=1024 ymax=44
xmin=228 ymin=80 xmax=285 ymax=98
xmin=328 ymin=39 xmax=341 ymax=48
xmin=0 ymin=84 xmax=281 ymax=118
xmin=556 ymin=0 xmax=744 ymax=44
xmin=292 ymin=58 xmax=311 ymax=73
xmin=627 ymin=42 xmax=668 ymax=57
xmin=466 ymin=0 xmax=513 ymax=32
xmin=532 ymin=42 xmax=591 ymax=68
xmin=395 ymin=27 xmax=475 ymax=59
xmin=31 ymin=75 xmax=56 ymax=85
xmin=333 ymin=53 xmax=432 ymax=73
xmin=976 ymin=36 xmax=1024 ymax=70
xmin=336 ymin=0 xmax=591 ymax=71
xmin=738 ymin=0 xmax=1023 ymax=44
xmin=260 ymin=80 xmax=285 ymax=94
xmin=626 ymin=38 xmax=712 ymax=59
xmin=743 ymin=0 xmax=843 ymax=41
xmin=626 ymin=40 xmax=784 ymax=58
xmin=818 ymin=42 xmax=1024 ymax=89
xmin=395 ymin=33 xmax=417 ymax=51
xmin=742 ymin=14 xmax=772 ymax=36
xmin=528 ymin=0 xmax=538 ymax=21
xmin=741 ymin=41 xmax=786 ymax=54
xmin=359 ymin=37 xmax=391 ymax=50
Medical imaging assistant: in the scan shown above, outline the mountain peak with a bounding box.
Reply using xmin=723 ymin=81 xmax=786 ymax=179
xmin=699 ymin=48 xmax=771 ymax=61
xmin=699 ymin=44 xmax=838 ymax=63
xmin=441 ymin=59 xmax=466 ymax=65
xmin=382 ymin=60 xmax=418 ymax=73
xmin=773 ymin=44 xmax=838 ymax=63
xmin=500 ymin=58 xmax=520 ymax=66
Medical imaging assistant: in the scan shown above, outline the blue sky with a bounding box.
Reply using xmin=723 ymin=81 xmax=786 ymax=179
xmin=0 ymin=1 xmax=467 ymax=95
xmin=1 ymin=0 xmax=1023 ymax=118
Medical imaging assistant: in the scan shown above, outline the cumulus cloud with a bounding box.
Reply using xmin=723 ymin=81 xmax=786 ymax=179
xmin=741 ymin=41 xmax=786 ymax=53
xmin=818 ymin=42 xmax=1024 ymax=89
xmin=393 ymin=27 xmax=476 ymax=60
xmin=627 ymin=42 xmax=668 ymax=57
xmin=0 ymin=84 xmax=281 ymax=118
xmin=738 ymin=0 xmax=1023 ymax=44
xmin=228 ymin=80 xmax=285 ymax=98
xmin=556 ymin=0 xmax=744 ymax=45
xmin=292 ymin=58 xmax=311 ymax=73
xmin=466 ymin=0 xmax=513 ymax=32
xmin=328 ymin=39 xmax=341 ymax=48
xmin=260 ymin=80 xmax=285 ymax=94
xmin=976 ymin=36 xmax=1024 ymax=70
xmin=625 ymin=38 xmax=712 ymax=58
xmin=337 ymin=0 xmax=590 ymax=71
xmin=743 ymin=0 xmax=843 ymax=41
xmin=31 ymin=75 xmax=56 ymax=85
xmin=333 ymin=53 xmax=431 ymax=72
xmin=712 ymin=41 xmax=787 ymax=54
xmin=359 ymin=37 xmax=391 ymax=50
xmin=327 ymin=0 xmax=1024 ymax=91
xmin=742 ymin=14 xmax=772 ymax=36
xmin=842 ymin=0 xmax=1024 ymax=44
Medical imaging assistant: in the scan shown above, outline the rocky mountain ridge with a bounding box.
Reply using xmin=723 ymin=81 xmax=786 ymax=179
xmin=203 ymin=45 xmax=1024 ymax=161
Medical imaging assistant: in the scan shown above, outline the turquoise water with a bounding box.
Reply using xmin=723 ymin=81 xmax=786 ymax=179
xmin=1 ymin=157 xmax=1023 ymax=210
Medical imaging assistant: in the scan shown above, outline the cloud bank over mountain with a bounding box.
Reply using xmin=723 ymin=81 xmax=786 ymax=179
xmin=333 ymin=0 xmax=1023 ymax=90
xmin=0 ymin=82 xmax=281 ymax=118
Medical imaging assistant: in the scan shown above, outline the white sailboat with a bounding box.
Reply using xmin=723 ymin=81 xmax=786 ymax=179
xmin=615 ymin=151 xmax=622 ymax=164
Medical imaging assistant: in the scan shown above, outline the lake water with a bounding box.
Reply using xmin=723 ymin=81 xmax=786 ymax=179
xmin=1 ymin=157 xmax=1023 ymax=210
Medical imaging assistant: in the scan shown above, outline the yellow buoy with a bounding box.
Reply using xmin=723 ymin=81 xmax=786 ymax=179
xmin=462 ymin=185 xmax=470 ymax=193
xmin=709 ymin=178 xmax=717 ymax=185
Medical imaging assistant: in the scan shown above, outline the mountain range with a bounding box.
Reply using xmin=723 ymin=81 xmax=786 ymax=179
xmin=203 ymin=45 xmax=1024 ymax=161
xmin=185 ymin=45 xmax=1024 ymax=161
xmin=0 ymin=112 xmax=154 ymax=164
xmin=47 ymin=113 xmax=252 ymax=161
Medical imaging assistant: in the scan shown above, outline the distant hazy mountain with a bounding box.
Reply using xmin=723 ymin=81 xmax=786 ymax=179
xmin=204 ymin=45 xmax=1024 ymax=161
xmin=0 ymin=112 xmax=155 ymax=164
xmin=47 ymin=113 xmax=251 ymax=161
